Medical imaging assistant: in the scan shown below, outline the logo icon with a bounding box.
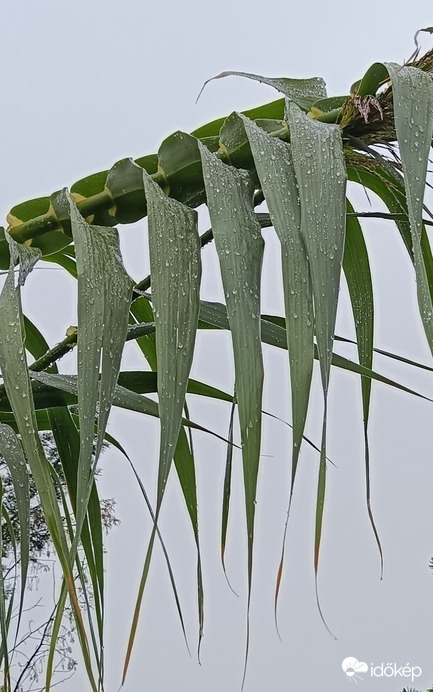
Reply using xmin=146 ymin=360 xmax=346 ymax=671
xmin=342 ymin=657 xmax=368 ymax=683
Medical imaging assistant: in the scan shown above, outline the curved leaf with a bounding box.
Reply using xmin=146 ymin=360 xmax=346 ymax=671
xmin=197 ymin=71 xmax=327 ymax=110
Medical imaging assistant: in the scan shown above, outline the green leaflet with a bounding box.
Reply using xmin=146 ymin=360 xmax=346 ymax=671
xmin=197 ymin=71 xmax=327 ymax=110
xmin=0 ymin=424 xmax=29 ymax=633
xmin=286 ymin=102 xmax=346 ymax=603
xmin=117 ymin=370 xmax=232 ymax=402
xmin=199 ymin=300 xmax=432 ymax=401
xmin=342 ymin=205 xmax=374 ymax=454
xmin=23 ymin=313 xmax=106 ymax=628
xmin=142 ymin=171 xmax=201 ymax=504
xmin=191 ymin=98 xmax=285 ymax=139
xmin=129 ymin=293 xmax=205 ymax=658
xmin=199 ymin=141 xmax=264 ymax=685
xmin=384 ymin=63 xmax=433 ymax=356
xmin=241 ymin=114 xmax=313 ymax=494
xmin=66 ymin=190 xmax=133 ymax=536
xmin=347 ymin=161 xmax=433 ymax=306
xmin=28 ymin=372 xmax=232 ymax=443
xmin=221 ymin=401 xmax=236 ymax=584
xmin=286 ymin=101 xmax=346 ymax=392
xmin=23 ymin=315 xmax=104 ymax=629
xmin=173 ymin=425 xmax=204 ymax=657
xmin=105 ymin=158 xmax=146 ymax=224
xmin=129 ymin=296 xmax=157 ymax=369
xmin=355 ymin=62 xmax=389 ymax=97
xmin=0 ymin=371 xmax=232 ymax=412
xmin=0 ymin=234 xmax=97 ymax=691
xmin=240 ymin=114 xmax=315 ymax=616
xmin=347 ymin=162 xmax=414 ymax=250
xmin=0 ymin=238 xmax=64 ymax=553
xmin=158 ymin=132 xmax=206 ymax=206
xmin=276 ymin=97 xmax=347 ymax=627
xmin=313 ymin=96 xmax=348 ymax=113
xmin=343 ymin=202 xmax=382 ymax=575
xmin=122 ymin=170 xmax=201 ymax=681
xmin=63 ymin=189 xmax=131 ymax=687
xmin=48 ymin=406 xmax=105 ymax=681
xmin=44 ymin=248 xmax=78 ymax=278
xmin=19 ymin=353 xmax=431 ymax=431
xmin=119 ymin=436 xmax=192 ymax=661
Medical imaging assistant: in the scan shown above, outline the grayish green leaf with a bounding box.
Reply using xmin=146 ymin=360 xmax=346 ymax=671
xmin=122 ymin=170 xmax=201 ymax=681
xmin=241 ymin=113 xmax=313 ymax=488
xmin=0 ymin=233 xmax=97 ymax=690
xmin=142 ymin=171 xmax=201 ymax=504
xmin=241 ymin=113 xmax=316 ymax=616
xmin=343 ymin=202 xmax=382 ymax=575
xmin=199 ymin=141 xmax=264 ymax=684
xmin=197 ymin=71 xmax=327 ymax=110
xmin=68 ymin=191 xmax=133 ymax=522
xmin=384 ymin=63 xmax=433 ymax=356
xmin=286 ymin=101 xmax=346 ymax=392
xmin=0 ymin=235 xmax=69 ymax=559
xmin=286 ymin=100 xmax=346 ymax=618
xmin=29 ymin=372 xmax=231 ymax=444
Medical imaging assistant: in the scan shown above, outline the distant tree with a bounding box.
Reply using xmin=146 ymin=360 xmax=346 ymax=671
xmin=1 ymin=433 xmax=117 ymax=559
xmin=1 ymin=433 xmax=118 ymax=691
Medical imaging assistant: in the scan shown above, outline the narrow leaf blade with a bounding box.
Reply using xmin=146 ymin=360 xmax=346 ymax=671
xmin=384 ymin=63 xmax=433 ymax=355
xmin=286 ymin=100 xmax=346 ymax=623
xmin=199 ymin=142 xmax=264 ymax=685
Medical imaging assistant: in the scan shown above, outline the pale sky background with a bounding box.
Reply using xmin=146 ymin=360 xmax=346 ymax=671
xmin=2 ymin=1 xmax=433 ymax=691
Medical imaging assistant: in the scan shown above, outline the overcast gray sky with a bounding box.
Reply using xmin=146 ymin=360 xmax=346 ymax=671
xmin=2 ymin=1 xmax=433 ymax=690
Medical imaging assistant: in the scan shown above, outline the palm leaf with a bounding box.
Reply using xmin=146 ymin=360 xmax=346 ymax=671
xmin=384 ymin=63 xmax=433 ymax=353
xmin=197 ymin=71 xmax=327 ymax=110
xmin=0 ymin=234 xmax=96 ymax=691
xmin=122 ymin=168 xmax=201 ymax=680
xmin=285 ymin=101 xmax=346 ymax=621
xmin=343 ymin=201 xmax=382 ymax=575
xmin=240 ymin=114 xmax=315 ymax=617
xmin=130 ymin=292 xmax=205 ymax=658
xmin=199 ymin=141 xmax=264 ymax=685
